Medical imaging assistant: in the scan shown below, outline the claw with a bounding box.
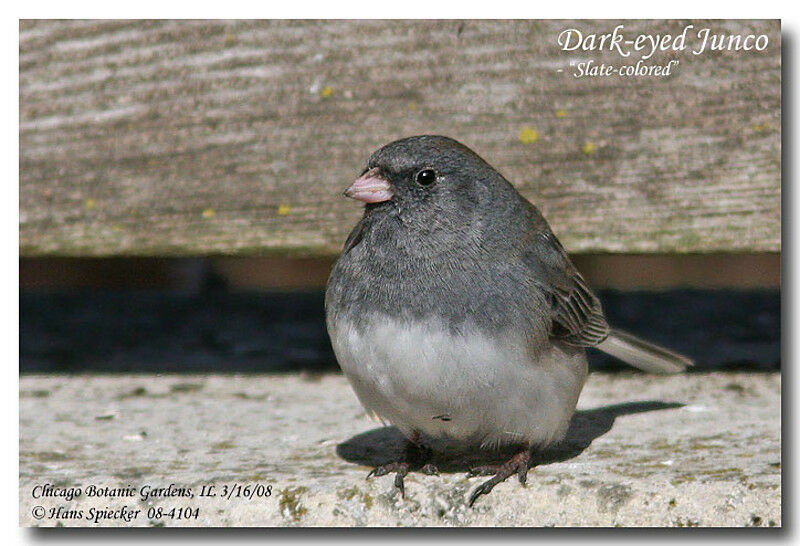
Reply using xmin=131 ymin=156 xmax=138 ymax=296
xmin=367 ymin=462 xmax=403 ymax=480
xmin=366 ymin=466 xmax=390 ymax=479
xmin=364 ymin=438 xmax=438 ymax=498
xmin=468 ymin=481 xmax=494 ymax=507
xmin=394 ymin=472 xmax=405 ymax=497
xmin=366 ymin=462 xmax=410 ymax=496
xmin=466 ymin=450 xmax=531 ymax=507
xmin=518 ymin=464 xmax=528 ymax=485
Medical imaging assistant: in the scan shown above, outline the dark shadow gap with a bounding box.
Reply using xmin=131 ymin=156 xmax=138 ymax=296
xmin=19 ymin=289 xmax=780 ymax=374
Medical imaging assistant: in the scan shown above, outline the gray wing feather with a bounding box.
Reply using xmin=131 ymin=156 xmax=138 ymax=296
xmin=521 ymin=202 xmax=693 ymax=373
xmin=521 ymin=218 xmax=610 ymax=347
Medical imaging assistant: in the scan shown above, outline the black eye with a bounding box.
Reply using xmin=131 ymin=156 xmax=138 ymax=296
xmin=415 ymin=169 xmax=436 ymax=185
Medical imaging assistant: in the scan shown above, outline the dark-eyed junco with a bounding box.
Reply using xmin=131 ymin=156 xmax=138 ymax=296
xmin=325 ymin=135 xmax=693 ymax=506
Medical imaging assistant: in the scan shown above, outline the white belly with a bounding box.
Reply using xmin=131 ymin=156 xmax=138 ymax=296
xmin=329 ymin=314 xmax=588 ymax=448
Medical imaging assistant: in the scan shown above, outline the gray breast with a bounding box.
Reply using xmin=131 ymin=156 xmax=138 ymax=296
xmin=326 ymin=214 xmax=549 ymax=341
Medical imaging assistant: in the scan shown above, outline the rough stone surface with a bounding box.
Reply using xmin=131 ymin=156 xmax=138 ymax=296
xmin=20 ymin=372 xmax=781 ymax=527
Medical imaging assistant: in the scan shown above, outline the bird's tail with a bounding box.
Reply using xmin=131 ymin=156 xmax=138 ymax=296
xmin=596 ymin=329 xmax=694 ymax=374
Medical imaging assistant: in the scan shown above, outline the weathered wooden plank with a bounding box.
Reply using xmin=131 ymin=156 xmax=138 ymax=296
xmin=19 ymin=20 xmax=781 ymax=256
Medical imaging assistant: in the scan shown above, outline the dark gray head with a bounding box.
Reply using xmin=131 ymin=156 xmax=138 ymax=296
xmin=344 ymin=135 xmax=520 ymax=225
xmin=330 ymin=135 xmax=548 ymax=336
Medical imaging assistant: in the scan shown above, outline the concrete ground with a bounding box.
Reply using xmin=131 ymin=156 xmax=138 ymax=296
xmin=20 ymin=372 xmax=781 ymax=527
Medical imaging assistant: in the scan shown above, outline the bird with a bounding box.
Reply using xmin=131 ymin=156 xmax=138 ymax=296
xmin=324 ymin=135 xmax=693 ymax=506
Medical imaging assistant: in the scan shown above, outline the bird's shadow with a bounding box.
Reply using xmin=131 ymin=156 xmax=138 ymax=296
xmin=336 ymin=401 xmax=684 ymax=471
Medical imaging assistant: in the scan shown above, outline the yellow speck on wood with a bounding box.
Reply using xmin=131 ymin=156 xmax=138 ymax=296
xmin=582 ymin=142 xmax=596 ymax=155
xmin=85 ymin=199 xmax=96 ymax=210
xmin=407 ymin=102 xmax=417 ymax=111
xmin=278 ymin=204 xmax=292 ymax=216
xmin=555 ymin=109 xmax=567 ymax=118
xmin=518 ymin=127 xmax=539 ymax=145
xmin=112 ymin=225 xmax=123 ymax=232
xmin=202 ymin=208 xmax=216 ymax=219
xmin=752 ymin=122 xmax=770 ymax=132
xmin=320 ymin=86 xmax=334 ymax=99
xmin=224 ymin=34 xmax=236 ymax=46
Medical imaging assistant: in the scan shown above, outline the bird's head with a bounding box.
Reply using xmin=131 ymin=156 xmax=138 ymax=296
xmin=344 ymin=135 xmax=505 ymax=219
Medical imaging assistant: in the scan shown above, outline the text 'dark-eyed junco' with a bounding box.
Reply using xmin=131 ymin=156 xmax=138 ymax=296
xmin=325 ymin=135 xmax=693 ymax=506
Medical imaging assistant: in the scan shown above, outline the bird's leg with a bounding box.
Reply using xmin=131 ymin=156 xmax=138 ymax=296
xmin=366 ymin=432 xmax=438 ymax=497
xmin=467 ymin=449 xmax=531 ymax=507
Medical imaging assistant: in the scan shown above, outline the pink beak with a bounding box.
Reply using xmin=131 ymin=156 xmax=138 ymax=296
xmin=344 ymin=168 xmax=394 ymax=203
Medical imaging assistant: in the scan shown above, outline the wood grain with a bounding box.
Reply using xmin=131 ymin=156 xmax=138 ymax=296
xmin=19 ymin=20 xmax=781 ymax=256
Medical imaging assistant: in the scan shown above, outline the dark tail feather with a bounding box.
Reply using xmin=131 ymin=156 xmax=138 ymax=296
xmin=596 ymin=329 xmax=694 ymax=374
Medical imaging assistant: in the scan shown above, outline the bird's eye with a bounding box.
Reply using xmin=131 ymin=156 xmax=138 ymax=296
xmin=415 ymin=169 xmax=436 ymax=186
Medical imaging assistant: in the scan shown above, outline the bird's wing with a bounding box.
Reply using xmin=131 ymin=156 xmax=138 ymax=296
xmin=522 ymin=207 xmax=610 ymax=347
xmin=519 ymin=202 xmax=692 ymax=373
